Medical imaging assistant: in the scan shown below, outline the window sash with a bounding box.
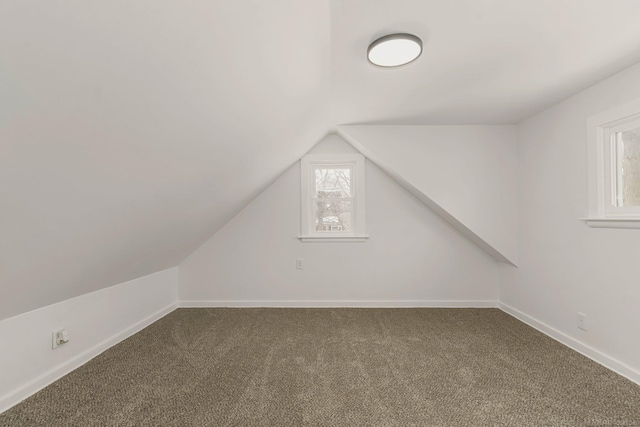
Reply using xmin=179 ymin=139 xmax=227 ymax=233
xmin=312 ymin=197 xmax=354 ymax=233
xmin=604 ymin=121 xmax=640 ymax=216
xmin=300 ymin=153 xmax=366 ymax=239
xmin=313 ymin=166 xmax=353 ymax=199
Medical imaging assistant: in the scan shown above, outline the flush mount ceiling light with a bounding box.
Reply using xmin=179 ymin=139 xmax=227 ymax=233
xmin=367 ymin=33 xmax=422 ymax=68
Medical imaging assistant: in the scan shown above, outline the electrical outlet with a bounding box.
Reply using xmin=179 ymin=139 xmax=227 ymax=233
xmin=577 ymin=312 xmax=587 ymax=331
xmin=296 ymin=258 xmax=304 ymax=270
xmin=52 ymin=329 xmax=69 ymax=349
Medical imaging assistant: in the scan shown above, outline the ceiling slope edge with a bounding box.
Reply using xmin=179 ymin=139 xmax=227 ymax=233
xmin=177 ymin=129 xmax=336 ymax=268
xmin=337 ymin=125 xmax=518 ymax=266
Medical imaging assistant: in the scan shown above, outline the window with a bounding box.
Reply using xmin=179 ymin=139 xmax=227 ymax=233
xmin=585 ymin=99 xmax=640 ymax=228
xmin=299 ymin=153 xmax=367 ymax=242
xmin=609 ymin=120 xmax=640 ymax=211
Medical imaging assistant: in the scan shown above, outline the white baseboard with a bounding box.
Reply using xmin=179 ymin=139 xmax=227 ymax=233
xmin=11 ymin=298 xmax=634 ymax=416
xmin=499 ymin=302 xmax=640 ymax=386
xmin=179 ymin=300 xmax=498 ymax=308
xmin=0 ymin=302 xmax=177 ymax=414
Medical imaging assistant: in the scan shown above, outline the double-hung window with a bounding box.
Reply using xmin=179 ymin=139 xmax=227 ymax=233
xmin=299 ymin=154 xmax=367 ymax=242
xmin=585 ymin=100 xmax=640 ymax=228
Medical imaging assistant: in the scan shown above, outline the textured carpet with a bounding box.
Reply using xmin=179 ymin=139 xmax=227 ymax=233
xmin=1 ymin=308 xmax=639 ymax=426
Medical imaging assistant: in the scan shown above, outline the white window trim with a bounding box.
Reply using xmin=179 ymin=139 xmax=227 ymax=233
xmin=583 ymin=98 xmax=640 ymax=229
xmin=299 ymin=153 xmax=368 ymax=242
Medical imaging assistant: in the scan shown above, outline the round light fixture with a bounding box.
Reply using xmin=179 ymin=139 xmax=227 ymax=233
xmin=367 ymin=33 xmax=422 ymax=68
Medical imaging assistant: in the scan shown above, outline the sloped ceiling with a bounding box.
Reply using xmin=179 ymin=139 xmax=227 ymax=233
xmin=339 ymin=125 xmax=518 ymax=265
xmin=0 ymin=0 xmax=331 ymax=320
xmin=3 ymin=0 xmax=640 ymax=320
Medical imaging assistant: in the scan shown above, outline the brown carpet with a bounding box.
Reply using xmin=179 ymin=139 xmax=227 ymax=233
xmin=1 ymin=308 xmax=639 ymax=426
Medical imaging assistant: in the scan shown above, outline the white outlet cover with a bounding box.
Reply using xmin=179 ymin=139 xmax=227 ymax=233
xmin=577 ymin=313 xmax=587 ymax=331
xmin=52 ymin=329 xmax=69 ymax=349
xmin=52 ymin=331 xmax=60 ymax=349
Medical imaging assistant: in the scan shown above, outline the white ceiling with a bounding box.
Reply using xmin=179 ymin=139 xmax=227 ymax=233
xmin=331 ymin=0 xmax=640 ymax=124
xmin=2 ymin=0 xmax=640 ymax=319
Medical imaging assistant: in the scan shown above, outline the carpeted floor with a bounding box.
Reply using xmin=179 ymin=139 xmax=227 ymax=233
xmin=1 ymin=308 xmax=639 ymax=426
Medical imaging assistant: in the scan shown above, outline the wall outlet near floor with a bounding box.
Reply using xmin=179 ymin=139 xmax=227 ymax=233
xmin=577 ymin=312 xmax=587 ymax=331
xmin=52 ymin=329 xmax=69 ymax=349
xmin=296 ymin=258 xmax=304 ymax=270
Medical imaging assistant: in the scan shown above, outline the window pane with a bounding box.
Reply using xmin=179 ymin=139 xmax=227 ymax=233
xmin=314 ymin=199 xmax=352 ymax=232
xmin=614 ymin=127 xmax=640 ymax=207
xmin=315 ymin=168 xmax=352 ymax=198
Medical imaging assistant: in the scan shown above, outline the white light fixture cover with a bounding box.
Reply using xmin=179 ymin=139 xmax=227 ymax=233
xmin=367 ymin=33 xmax=422 ymax=68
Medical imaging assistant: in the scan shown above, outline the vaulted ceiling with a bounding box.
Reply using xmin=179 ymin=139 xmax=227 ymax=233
xmin=2 ymin=0 xmax=640 ymax=320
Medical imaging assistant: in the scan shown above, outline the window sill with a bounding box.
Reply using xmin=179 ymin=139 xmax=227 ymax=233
xmin=580 ymin=218 xmax=640 ymax=229
xmin=298 ymin=236 xmax=369 ymax=243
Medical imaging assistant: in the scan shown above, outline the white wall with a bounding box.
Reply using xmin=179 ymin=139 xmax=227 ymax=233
xmin=339 ymin=125 xmax=518 ymax=265
xmin=500 ymin=61 xmax=640 ymax=383
xmin=0 ymin=267 xmax=178 ymax=413
xmin=179 ymin=136 xmax=499 ymax=306
xmin=0 ymin=0 xmax=330 ymax=322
